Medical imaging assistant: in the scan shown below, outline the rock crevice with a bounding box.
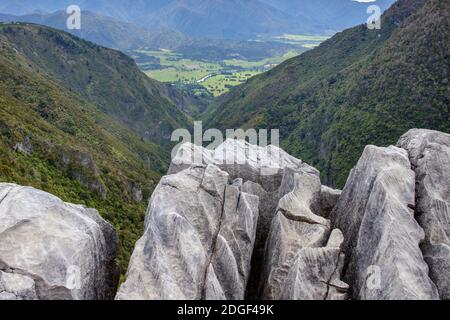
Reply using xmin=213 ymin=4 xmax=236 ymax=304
xmin=2 ymin=129 xmax=449 ymax=300
xmin=117 ymin=140 xmax=347 ymax=300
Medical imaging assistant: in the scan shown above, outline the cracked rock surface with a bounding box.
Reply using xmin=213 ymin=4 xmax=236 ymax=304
xmin=0 ymin=184 xmax=119 ymax=300
xmin=261 ymin=167 xmax=348 ymax=300
xmin=4 ymin=129 xmax=449 ymax=300
xmin=0 ymin=271 xmax=37 ymax=300
xmin=397 ymin=129 xmax=450 ymax=299
xmin=330 ymin=145 xmax=439 ymax=300
xmin=117 ymin=140 xmax=347 ymax=300
xmin=116 ymin=164 xmax=259 ymax=300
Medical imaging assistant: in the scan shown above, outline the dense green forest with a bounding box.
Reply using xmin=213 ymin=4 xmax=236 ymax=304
xmin=0 ymin=24 xmax=190 ymax=274
xmin=208 ymin=0 xmax=450 ymax=187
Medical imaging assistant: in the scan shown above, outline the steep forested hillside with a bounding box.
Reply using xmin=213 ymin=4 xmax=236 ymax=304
xmin=0 ymin=23 xmax=189 ymax=273
xmin=208 ymin=0 xmax=449 ymax=187
xmin=0 ymin=24 xmax=191 ymax=147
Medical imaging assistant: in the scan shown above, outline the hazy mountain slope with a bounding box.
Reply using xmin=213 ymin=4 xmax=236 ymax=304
xmin=0 ymin=0 xmax=70 ymax=15
xmin=0 ymin=24 xmax=191 ymax=146
xmin=0 ymin=0 xmax=396 ymax=38
xmin=141 ymin=0 xmax=311 ymax=39
xmin=0 ymin=24 xmax=173 ymax=272
xmin=263 ymin=0 xmax=396 ymax=32
xmin=0 ymin=10 xmax=188 ymax=50
xmin=208 ymin=0 xmax=449 ymax=187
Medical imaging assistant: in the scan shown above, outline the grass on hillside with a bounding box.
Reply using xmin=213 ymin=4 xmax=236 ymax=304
xmin=135 ymin=43 xmax=318 ymax=96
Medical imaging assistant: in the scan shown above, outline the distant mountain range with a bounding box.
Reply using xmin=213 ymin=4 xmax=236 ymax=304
xmin=207 ymin=0 xmax=450 ymax=187
xmin=0 ymin=0 xmax=397 ymax=39
xmin=0 ymin=10 xmax=188 ymax=50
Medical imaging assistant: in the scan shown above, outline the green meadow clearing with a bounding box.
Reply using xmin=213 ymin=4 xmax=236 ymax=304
xmin=132 ymin=34 xmax=329 ymax=96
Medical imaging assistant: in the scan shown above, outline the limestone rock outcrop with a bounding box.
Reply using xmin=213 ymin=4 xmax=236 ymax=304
xmin=0 ymin=183 xmax=119 ymax=300
xmin=116 ymin=164 xmax=259 ymax=300
xmin=118 ymin=140 xmax=346 ymax=300
xmin=261 ymin=167 xmax=348 ymax=300
xmin=330 ymin=145 xmax=439 ymax=300
xmin=3 ymin=129 xmax=449 ymax=300
xmin=397 ymin=129 xmax=450 ymax=299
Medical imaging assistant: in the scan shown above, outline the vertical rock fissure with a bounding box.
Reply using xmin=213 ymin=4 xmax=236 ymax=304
xmin=404 ymin=148 xmax=441 ymax=294
xmin=322 ymin=250 xmax=343 ymax=300
xmin=200 ymin=183 xmax=228 ymax=299
xmin=244 ymin=189 xmax=281 ymax=300
xmin=0 ymin=186 xmax=20 ymax=207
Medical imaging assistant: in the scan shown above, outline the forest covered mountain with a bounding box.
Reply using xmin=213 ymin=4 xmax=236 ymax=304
xmin=207 ymin=0 xmax=450 ymax=187
xmin=0 ymin=24 xmax=191 ymax=146
xmin=0 ymin=23 xmax=192 ymax=272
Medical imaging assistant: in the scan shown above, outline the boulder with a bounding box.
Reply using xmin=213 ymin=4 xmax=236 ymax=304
xmin=0 ymin=183 xmax=119 ymax=300
xmin=397 ymin=129 xmax=450 ymax=299
xmin=330 ymin=145 xmax=439 ymax=300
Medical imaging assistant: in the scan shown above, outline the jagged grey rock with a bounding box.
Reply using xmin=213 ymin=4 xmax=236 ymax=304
xmin=169 ymin=140 xmax=308 ymax=191
xmin=320 ymin=186 xmax=342 ymax=218
xmin=169 ymin=139 xmax=321 ymax=299
xmin=398 ymin=129 xmax=450 ymax=299
xmin=260 ymin=167 xmax=347 ymax=300
xmin=330 ymin=145 xmax=439 ymax=300
xmin=205 ymin=189 xmax=259 ymax=300
xmin=241 ymin=180 xmax=279 ymax=299
xmin=116 ymin=164 xmax=259 ymax=300
xmin=118 ymin=132 xmax=450 ymax=300
xmin=280 ymin=246 xmax=348 ymax=300
xmin=0 ymin=271 xmax=37 ymax=300
xmin=0 ymin=183 xmax=119 ymax=300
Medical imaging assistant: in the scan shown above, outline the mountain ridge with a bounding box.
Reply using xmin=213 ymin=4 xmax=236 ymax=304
xmin=0 ymin=0 xmax=397 ymax=39
xmin=0 ymin=10 xmax=189 ymax=50
xmin=0 ymin=22 xmax=194 ymax=272
xmin=207 ymin=0 xmax=449 ymax=187
xmin=0 ymin=23 xmax=192 ymax=146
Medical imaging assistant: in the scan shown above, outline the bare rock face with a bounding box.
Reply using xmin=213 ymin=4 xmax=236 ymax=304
xmin=280 ymin=244 xmax=348 ymax=300
xmin=205 ymin=188 xmax=259 ymax=300
xmin=320 ymin=186 xmax=342 ymax=218
xmin=0 ymin=184 xmax=119 ymax=300
xmin=169 ymin=140 xmax=305 ymax=191
xmin=117 ymin=140 xmax=345 ymax=300
xmin=0 ymin=271 xmax=37 ymax=300
xmin=330 ymin=145 xmax=439 ymax=300
xmin=261 ymin=167 xmax=348 ymax=300
xmin=398 ymin=129 xmax=450 ymax=299
xmin=118 ymin=132 xmax=450 ymax=300
xmin=116 ymin=164 xmax=259 ymax=300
